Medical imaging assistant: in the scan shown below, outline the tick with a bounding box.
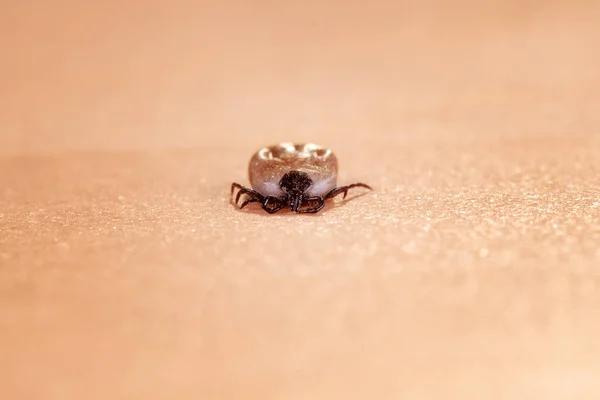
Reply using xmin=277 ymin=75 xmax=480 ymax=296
xmin=231 ymin=143 xmax=372 ymax=214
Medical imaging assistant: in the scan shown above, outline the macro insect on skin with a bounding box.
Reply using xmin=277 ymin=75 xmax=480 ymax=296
xmin=231 ymin=143 xmax=372 ymax=214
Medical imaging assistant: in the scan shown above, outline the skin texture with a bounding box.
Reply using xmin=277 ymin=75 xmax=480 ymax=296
xmin=2 ymin=1 xmax=600 ymax=399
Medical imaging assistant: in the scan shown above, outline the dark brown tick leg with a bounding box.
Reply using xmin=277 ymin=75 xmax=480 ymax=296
xmin=325 ymin=183 xmax=372 ymax=200
xmin=231 ymin=182 xmax=245 ymax=195
xmin=232 ymin=185 xmax=263 ymax=206
xmin=240 ymin=197 xmax=261 ymax=209
xmin=298 ymin=196 xmax=325 ymax=213
xmin=262 ymin=196 xmax=285 ymax=214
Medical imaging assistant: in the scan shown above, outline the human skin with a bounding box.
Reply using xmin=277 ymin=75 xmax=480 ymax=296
xmin=2 ymin=1 xmax=600 ymax=399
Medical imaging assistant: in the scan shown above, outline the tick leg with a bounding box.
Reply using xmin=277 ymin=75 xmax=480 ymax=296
xmin=240 ymin=197 xmax=260 ymax=209
xmin=235 ymin=187 xmax=263 ymax=205
xmin=298 ymin=196 xmax=325 ymax=213
xmin=324 ymin=183 xmax=372 ymax=200
xmin=230 ymin=183 xmax=265 ymax=208
xmin=231 ymin=182 xmax=245 ymax=195
xmin=261 ymin=196 xmax=285 ymax=214
xmin=231 ymin=182 xmax=261 ymax=200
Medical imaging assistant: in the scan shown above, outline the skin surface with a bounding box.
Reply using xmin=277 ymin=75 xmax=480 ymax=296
xmin=2 ymin=1 xmax=600 ymax=399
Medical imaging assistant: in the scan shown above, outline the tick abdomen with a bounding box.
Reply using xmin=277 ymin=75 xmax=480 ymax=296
xmin=248 ymin=143 xmax=338 ymax=197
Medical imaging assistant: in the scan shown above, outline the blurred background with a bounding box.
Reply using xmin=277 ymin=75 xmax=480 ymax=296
xmin=2 ymin=0 xmax=599 ymax=154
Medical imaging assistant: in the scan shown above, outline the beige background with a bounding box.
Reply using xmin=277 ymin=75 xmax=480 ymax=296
xmin=2 ymin=1 xmax=600 ymax=399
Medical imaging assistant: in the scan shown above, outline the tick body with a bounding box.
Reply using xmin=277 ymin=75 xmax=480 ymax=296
xmin=231 ymin=143 xmax=372 ymax=214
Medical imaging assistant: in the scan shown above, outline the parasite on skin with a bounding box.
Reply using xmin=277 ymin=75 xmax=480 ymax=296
xmin=231 ymin=143 xmax=372 ymax=214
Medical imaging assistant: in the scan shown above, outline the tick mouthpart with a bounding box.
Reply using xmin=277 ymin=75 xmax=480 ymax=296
xmin=289 ymin=196 xmax=303 ymax=212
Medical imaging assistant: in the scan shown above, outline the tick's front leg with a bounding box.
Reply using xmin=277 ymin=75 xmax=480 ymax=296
xmin=261 ymin=196 xmax=285 ymax=214
xmin=298 ymin=196 xmax=325 ymax=213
